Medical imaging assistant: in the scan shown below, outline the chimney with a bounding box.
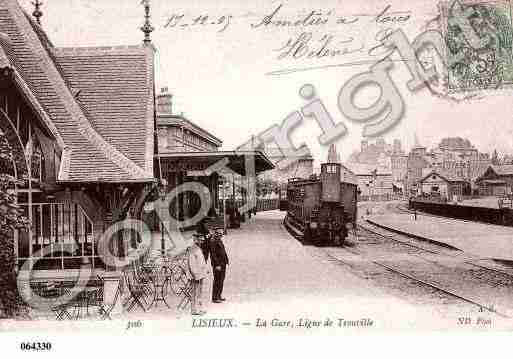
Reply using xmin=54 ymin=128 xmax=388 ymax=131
xmin=157 ymin=87 xmax=173 ymax=114
xmin=393 ymin=139 xmax=402 ymax=153
xmin=361 ymin=140 xmax=368 ymax=152
xmin=376 ymin=138 xmax=385 ymax=151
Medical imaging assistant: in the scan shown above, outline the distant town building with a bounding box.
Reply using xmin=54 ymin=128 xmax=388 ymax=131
xmin=348 ymin=137 xmax=407 ymax=193
xmin=259 ymin=146 xmax=314 ymax=183
xmin=405 ymin=140 xmax=430 ymax=196
xmin=347 ymin=163 xmax=393 ymax=200
xmin=391 ymin=153 xmax=408 ymax=186
xmin=476 ymin=165 xmax=513 ymax=196
xmin=498 ymin=152 xmax=513 ymax=165
xmin=427 ymin=137 xmax=489 ymax=181
xmin=419 ymin=170 xmax=470 ymax=200
xmin=406 ymin=136 xmax=490 ymax=196
xmin=348 ymin=138 xmax=405 ymax=164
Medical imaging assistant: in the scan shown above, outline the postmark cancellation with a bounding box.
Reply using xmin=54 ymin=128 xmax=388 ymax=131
xmin=439 ymin=0 xmax=513 ymax=92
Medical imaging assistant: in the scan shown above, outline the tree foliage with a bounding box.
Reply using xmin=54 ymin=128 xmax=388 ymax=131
xmin=0 ymin=129 xmax=29 ymax=318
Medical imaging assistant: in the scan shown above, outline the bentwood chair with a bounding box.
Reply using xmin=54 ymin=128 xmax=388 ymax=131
xmin=33 ymin=281 xmax=73 ymax=320
xmin=123 ymin=267 xmax=150 ymax=312
xmin=171 ymin=255 xmax=193 ymax=311
xmin=94 ymin=276 xmax=122 ymax=320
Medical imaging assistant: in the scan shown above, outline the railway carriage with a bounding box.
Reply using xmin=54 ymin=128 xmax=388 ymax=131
xmin=284 ymin=162 xmax=358 ymax=246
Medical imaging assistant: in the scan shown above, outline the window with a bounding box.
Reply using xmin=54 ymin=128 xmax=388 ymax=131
xmin=16 ymin=202 xmax=101 ymax=271
xmin=325 ymin=165 xmax=338 ymax=174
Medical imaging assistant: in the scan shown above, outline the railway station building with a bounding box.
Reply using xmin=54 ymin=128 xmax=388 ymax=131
xmin=0 ymin=0 xmax=158 ymax=278
xmin=0 ymin=0 xmax=273 ymax=286
xmin=153 ymin=89 xmax=274 ymax=226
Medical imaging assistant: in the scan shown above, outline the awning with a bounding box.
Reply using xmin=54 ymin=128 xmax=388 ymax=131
xmin=156 ymin=150 xmax=275 ymax=177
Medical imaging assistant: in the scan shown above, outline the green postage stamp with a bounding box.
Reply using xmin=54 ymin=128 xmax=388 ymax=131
xmin=440 ymin=0 xmax=513 ymax=91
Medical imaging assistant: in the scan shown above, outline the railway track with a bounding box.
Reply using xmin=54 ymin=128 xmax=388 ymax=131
xmin=320 ymin=243 xmax=510 ymax=316
xmin=314 ymin=221 xmax=513 ymax=318
xmin=360 ymin=220 xmax=513 ymax=279
xmin=371 ymin=261 xmax=510 ymax=318
xmin=356 ymin=223 xmax=447 ymax=255
xmin=285 ymin=202 xmax=513 ymax=317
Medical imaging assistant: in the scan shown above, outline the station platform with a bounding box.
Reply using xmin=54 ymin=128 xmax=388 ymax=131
xmin=366 ymin=212 xmax=513 ymax=261
xmin=6 ymin=209 xmax=512 ymax=332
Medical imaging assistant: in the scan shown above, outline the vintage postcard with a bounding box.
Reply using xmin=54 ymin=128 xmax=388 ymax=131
xmin=1 ymin=0 xmax=513 ymax=356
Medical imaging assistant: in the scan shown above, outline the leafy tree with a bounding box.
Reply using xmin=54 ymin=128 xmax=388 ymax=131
xmin=0 ymin=129 xmax=29 ymax=318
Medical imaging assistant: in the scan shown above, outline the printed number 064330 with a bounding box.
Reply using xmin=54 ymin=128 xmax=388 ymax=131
xmin=20 ymin=342 xmax=52 ymax=351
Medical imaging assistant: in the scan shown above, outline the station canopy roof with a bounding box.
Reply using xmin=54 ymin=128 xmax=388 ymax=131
xmin=156 ymin=151 xmax=275 ymax=177
xmin=481 ymin=179 xmax=507 ymax=185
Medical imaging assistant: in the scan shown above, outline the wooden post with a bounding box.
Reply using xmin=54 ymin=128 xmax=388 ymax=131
xmin=27 ymin=125 xmax=33 ymax=267
xmin=161 ymin=220 xmax=165 ymax=254
xmin=13 ymin=105 xmax=20 ymax=270
xmin=174 ymin=173 xmax=179 ymax=221
xmin=240 ymin=175 xmax=245 ymax=223
xmin=222 ymin=178 xmax=227 ymax=235
xmin=179 ymin=171 xmax=184 ymax=221
xmin=232 ymin=174 xmax=236 ymax=203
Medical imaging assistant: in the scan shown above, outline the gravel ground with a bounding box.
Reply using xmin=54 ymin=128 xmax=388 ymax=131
xmin=309 ymin=206 xmax=513 ymax=322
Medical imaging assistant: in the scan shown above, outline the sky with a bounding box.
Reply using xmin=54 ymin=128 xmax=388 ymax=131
xmin=18 ymin=0 xmax=513 ymax=164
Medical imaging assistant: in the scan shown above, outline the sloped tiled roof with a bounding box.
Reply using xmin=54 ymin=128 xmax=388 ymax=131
xmin=491 ymin=164 xmax=513 ymax=176
xmin=475 ymin=165 xmax=513 ymax=183
xmin=0 ymin=32 xmax=10 ymax=67
xmin=54 ymin=46 xmax=155 ymax=172
xmin=260 ymin=147 xmax=313 ymax=160
xmin=420 ymin=169 xmax=467 ymax=183
xmin=0 ymin=0 xmax=155 ymax=183
xmin=345 ymin=162 xmax=392 ymax=176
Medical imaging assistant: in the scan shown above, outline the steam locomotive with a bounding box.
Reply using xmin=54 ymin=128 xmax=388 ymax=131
xmin=283 ymin=162 xmax=358 ymax=247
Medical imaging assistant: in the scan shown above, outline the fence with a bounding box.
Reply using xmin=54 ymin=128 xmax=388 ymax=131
xmin=358 ymin=193 xmax=405 ymax=202
xmin=410 ymin=200 xmax=513 ymax=227
xmin=217 ymin=198 xmax=279 ymax=213
xmin=255 ymin=199 xmax=279 ymax=212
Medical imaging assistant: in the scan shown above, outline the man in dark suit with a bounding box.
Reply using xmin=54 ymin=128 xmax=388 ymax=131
xmin=209 ymin=232 xmax=229 ymax=303
xmin=196 ymin=217 xmax=211 ymax=261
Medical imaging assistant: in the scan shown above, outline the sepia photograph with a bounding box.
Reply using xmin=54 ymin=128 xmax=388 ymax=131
xmin=0 ymin=0 xmax=513 ymax=356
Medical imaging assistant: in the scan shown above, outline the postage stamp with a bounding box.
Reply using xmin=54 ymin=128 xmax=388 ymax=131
xmin=440 ymin=0 xmax=513 ymax=91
